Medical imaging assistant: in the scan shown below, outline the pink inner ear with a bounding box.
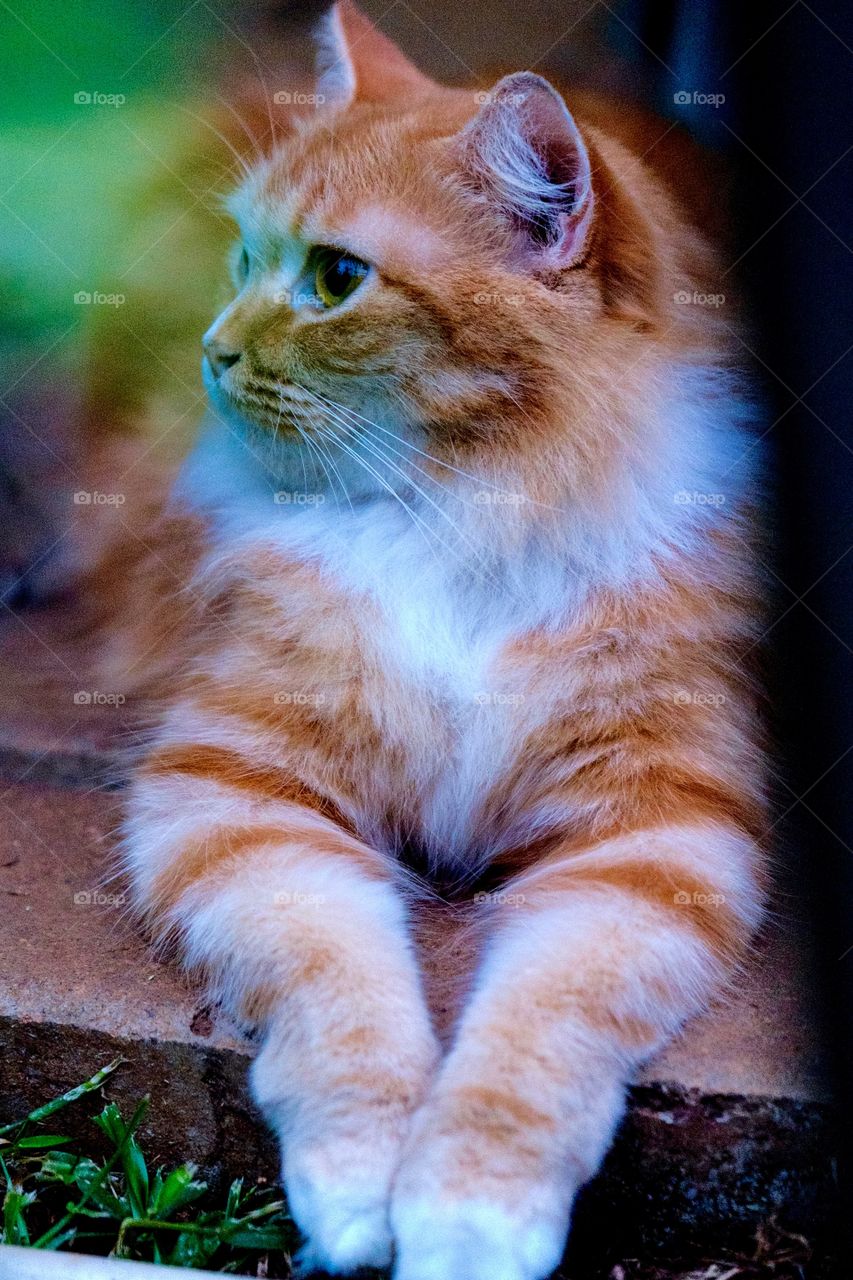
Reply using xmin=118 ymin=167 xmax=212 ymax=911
xmin=461 ymin=73 xmax=595 ymax=270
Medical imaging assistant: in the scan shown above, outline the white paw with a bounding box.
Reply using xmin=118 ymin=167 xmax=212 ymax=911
xmin=391 ymin=1197 xmax=568 ymax=1280
xmin=286 ymin=1160 xmax=394 ymax=1274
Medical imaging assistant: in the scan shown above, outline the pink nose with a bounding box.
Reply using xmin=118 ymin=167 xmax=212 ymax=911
xmin=203 ymin=336 xmax=241 ymax=379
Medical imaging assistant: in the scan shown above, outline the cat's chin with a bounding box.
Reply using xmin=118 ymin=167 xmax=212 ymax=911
xmin=204 ymin=380 xmax=303 ymax=445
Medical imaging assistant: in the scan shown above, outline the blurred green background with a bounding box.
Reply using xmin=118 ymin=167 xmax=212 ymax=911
xmin=0 ymin=0 xmax=304 ymax=600
xmin=1 ymin=2 xmax=221 ymax=321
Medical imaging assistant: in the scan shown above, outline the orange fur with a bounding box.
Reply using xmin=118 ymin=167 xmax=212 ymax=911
xmin=117 ymin=7 xmax=767 ymax=1277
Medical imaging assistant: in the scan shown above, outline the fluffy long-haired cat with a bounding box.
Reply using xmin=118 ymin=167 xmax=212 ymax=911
xmin=122 ymin=4 xmax=767 ymax=1277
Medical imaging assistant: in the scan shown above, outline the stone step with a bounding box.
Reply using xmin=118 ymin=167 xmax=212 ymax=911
xmin=0 ymin=1244 xmax=227 ymax=1280
xmin=0 ymin=772 xmax=839 ymax=1276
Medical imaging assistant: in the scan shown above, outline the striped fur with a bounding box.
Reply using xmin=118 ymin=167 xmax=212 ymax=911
xmin=122 ymin=6 xmax=767 ymax=1277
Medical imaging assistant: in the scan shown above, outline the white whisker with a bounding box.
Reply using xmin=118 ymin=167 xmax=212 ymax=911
xmin=311 ymin=417 xmax=453 ymax=574
xmin=312 ymin=400 xmax=507 ymax=589
xmin=313 ymin=388 xmax=563 ymax=514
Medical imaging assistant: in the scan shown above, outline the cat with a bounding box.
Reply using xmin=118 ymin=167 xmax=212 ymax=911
xmin=121 ymin=4 xmax=767 ymax=1277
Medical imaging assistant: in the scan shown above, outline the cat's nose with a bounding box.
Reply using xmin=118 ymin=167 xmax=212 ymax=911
xmin=203 ymin=336 xmax=241 ymax=379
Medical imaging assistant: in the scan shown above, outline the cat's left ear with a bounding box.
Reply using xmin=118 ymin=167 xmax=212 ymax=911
xmin=456 ymin=72 xmax=595 ymax=270
xmin=315 ymin=1 xmax=435 ymax=109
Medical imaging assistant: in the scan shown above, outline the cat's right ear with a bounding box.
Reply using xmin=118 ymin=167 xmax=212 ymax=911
xmin=454 ymin=73 xmax=595 ymax=271
xmin=314 ymin=2 xmax=435 ymax=109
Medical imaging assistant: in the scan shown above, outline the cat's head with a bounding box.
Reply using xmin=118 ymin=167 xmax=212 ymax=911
xmin=202 ymin=2 xmax=694 ymax=509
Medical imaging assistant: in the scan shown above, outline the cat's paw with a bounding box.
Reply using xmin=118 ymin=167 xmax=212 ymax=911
xmin=285 ymin=1152 xmax=395 ymax=1274
xmin=390 ymin=1196 xmax=568 ymax=1280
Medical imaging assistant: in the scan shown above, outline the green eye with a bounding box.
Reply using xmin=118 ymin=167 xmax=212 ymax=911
xmin=311 ymin=246 xmax=369 ymax=307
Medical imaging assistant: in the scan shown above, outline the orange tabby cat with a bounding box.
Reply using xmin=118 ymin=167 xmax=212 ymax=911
xmin=122 ymin=5 xmax=767 ymax=1276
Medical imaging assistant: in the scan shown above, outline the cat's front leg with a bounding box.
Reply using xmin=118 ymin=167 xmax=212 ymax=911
xmin=124 ymin=752 xmax=439 ymax=1274
xmin=391 ymin=822 xmax=762 ymax=1280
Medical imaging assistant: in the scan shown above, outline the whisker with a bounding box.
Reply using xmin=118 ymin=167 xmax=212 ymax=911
xmin=313 ymin=389 xmax=563 ymax=514
xmin=276 ymin=387 xmax=354 ymax=513
xmin=321 ymin=410 xmax=502 ymax=586
xmin=316 ymin=420 xmax=451 ymax=574
xmin=214 ymin=93 xmax=266 ymax=166
xmin=305 ymin=395 xmax=510 ymax=590
xmin=308 ymin=427 xmax=355 ymax=515
xmin=315 ymin=393 xmax=483 ymax=503
xmin=177 ymin=105 xmax=252 ymax=181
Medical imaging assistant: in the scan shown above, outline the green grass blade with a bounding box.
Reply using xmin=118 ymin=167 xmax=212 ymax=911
xmin=13 ymin=1136 xmax=71 ymax=1151
xmin=0 ymin=1060 xmax=124 ymax=1137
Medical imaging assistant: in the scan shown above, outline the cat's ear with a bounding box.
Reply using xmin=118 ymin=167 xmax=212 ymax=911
xmin=456 ymin=72 xmax=595 ymax=269
xmin=314 ymin=1 xmax=435 ymax=109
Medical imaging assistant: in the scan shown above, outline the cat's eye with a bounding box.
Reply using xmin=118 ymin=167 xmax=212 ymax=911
xmin=310 ymin=246 xmax=370 ymax=308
